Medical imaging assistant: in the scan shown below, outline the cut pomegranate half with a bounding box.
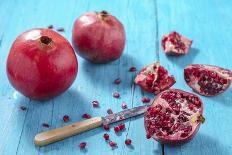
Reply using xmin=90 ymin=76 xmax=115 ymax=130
xmin=135 ymin=62 xmax=176 ymax=94
xmin=161 ymin=31 xmax=192 ymax=55
xmin=144 ymin=89 xmax=204 ymax=144
xmin=184 ymin=64 xmax=232 ymax=96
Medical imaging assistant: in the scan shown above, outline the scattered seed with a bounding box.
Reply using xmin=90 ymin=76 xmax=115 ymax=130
xmin=129 ymin=66 xmax=136 ymax=72
xmin=20 ymin=106 xmax=27 ymax=111
xmin=92 ymin=101 xmax=100 ymax=107
xmin=42 ymin=123 xmax=49 ymax=128
xmin=82 ymin=113 xmax=91 ymax=119
xmin=47 ymin=25 xmax=53 ymax=29
xmin=141 ymin=96 xmax=150 ymax=103
xmin=57 ymin=27 xmax=65 ymax=32
xmin=103 ymin=124 xmax=110 ymax=130
xmin=113 ymin=92 xmax=120 ymax=98
xmin=121 ymin=103 xmax=127 ymax=109
xmin=114 ymin=78 xmax=121 ymax=84
xmin=107 ymin=109 xmax=113 ymax=114
xmin=79 ymin=142 xmax=86 ymax=149
xmin=109 ymin=141 xmax=117 ymax=147
xmin=125 ymin=139 xmax=132 ymax=145
xmin=114 ymin=126 xmax=120 ymax=133
xmin=63 ymin=115 xmax=70 ymax=122
xmin=118 ymin=123 xmax=125 ymax=130
xmin=103 ymin=133 xmax=110 ymax=140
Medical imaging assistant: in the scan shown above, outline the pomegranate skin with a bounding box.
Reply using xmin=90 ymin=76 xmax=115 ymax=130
xmin=144 ymin=89 xmax=204 ymax=145
xmin=6 ymin=28 xmax=78 ymax=100
xmin=72 ymin=11 xmax=125 ymax=63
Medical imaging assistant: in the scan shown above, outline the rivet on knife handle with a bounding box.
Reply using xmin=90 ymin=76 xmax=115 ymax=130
xmin=34 ymin=117 xmax=103 ymax=146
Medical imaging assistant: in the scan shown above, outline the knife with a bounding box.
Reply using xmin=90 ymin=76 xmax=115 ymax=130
xmin=34 ymin=105 xmax=147 ymax=146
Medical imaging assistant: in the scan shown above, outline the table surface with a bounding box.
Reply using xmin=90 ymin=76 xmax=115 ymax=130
xmin=0 ymin=0 xmax=232 ymax=155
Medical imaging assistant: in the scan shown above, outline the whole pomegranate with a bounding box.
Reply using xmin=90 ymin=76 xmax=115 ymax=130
xmin=161 ymin=31 xmax=192 ymax=55
xmin=135 ymin=62 xmax=176 ymax=94
xmin=184 ymin=64 xmax=232 ymax=96
xmin=72 ymin=11 xmax=125 ymax=63
xmin=144 ymin=89 xmax=205 ymax=144
xmin=6 ymin=28 xmax=78 ymax=100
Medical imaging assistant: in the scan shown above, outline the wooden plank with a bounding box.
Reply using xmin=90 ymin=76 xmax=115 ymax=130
xmin=156 ymin=0 xmax=232 ymax=155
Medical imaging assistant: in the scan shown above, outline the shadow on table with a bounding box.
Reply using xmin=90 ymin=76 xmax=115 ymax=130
xmin=166 ymin=48 xmax=200 ymax=68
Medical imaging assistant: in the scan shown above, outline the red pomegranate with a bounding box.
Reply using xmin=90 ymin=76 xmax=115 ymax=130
xmin=184 ymin=64 xmax=232 ymax=96
xmin=6 ymin=28 xmax=78 ymax=100
xmin=161 ymin=31 xmax=192 ymax=55
xmin=135 ymin=62 xmax=176 ymax=94
xmin=144 ymin=89 xmax=205 ymax=144
xmin=72 ymin=11 xmax=125 ymax=63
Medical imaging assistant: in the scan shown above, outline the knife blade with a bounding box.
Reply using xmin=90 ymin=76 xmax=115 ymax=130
xmin=34 ymin=105 xmax=148 ymax=146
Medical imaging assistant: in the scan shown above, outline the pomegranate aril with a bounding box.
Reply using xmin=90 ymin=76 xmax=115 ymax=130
xmin=47 ymin=25 xmax=53 ymax=29
xmin=141 ymin=96 xmax=150 ymax=103
xmin=20 ymin=106 xmax=27 ymax=111
xmin=107 ymin=109 xmax=113 ymax=114
xmin=118 ymin=123 xmax=125 ymax=130
xmin=114 ymin=126 xmax=120 ymax=133
xmin=92 ymin=101 xmax=100 ymax=107
xmin=82 ymin=113 xmax=91 ymax=119
xmin=63 ymin=115 xmax=70 ymax=122
xmin=113 ymin=92 xmax=120 ymax=98
xmin=79 ymin=142 xmax=86 ymax=149
xmin=125 ymin=139 xmax=132 ymax=145
xmin=42 ymin=123 xmax=49 ymax=128
xmin=129 ymin=66 xmax=137 ymax=72
xmin=114 ymin=78 xmax=121 ymax=84
xmin=103 ymin=124 xmax=110 ymax=130
xmin=121 ymin=103 xmax=127 ymax=109
xmin=109 ymin=141 xmax=117 ymax=147
xmin=57 ymin=27 xmax=65 ymax=32
xmin=103 ymin=133 xmax=110 ymax=140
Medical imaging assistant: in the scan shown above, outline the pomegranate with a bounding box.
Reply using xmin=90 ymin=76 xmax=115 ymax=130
xmin=144 ymin=89 xmax=204 ymax=144
xmin=6 ymin=28 xmax=78 ymax=100
xmin=161 ymin=31 xmax=192 ymax=55
xmin=184 ymin=64 xmax=232 ymax=96
xmin=135 ymin=62 xmax=176 ymax=94
xmin=72 ymin=11 xmax=125 ymax=63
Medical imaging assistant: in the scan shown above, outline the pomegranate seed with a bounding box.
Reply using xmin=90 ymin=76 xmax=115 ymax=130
xmin=107 ymin=109 xmax=113 ymax=114
xmin=141 ymin=96 xmax=150 ymax=103
xmin=47 ymin=25 xmax=53 ymax=29
xmin=129 ymin=66 xmax=137 ymax=72
xmin=79 ymin=142 xmax=86 ymax=149
xmin=103 ymin=133 xmax=109 ymax=140
xmin=113 ymin=92 xmax=120 ymax=98
xmin=57 ymin=27 xmax=65 ymax=32
xmin=103 ymin=124 xmax=110 ymax=130
xmin=121 ymin=103 xmax=127 ymax=109
xmin=118 ymin=123 xmax=125 ymax=130
xmin=20 ymin=106 xmax=27 ymax=111
xmin=42 ymin=123 xmax=49 ymax=128
xmin=114 ymin=78 xmax=121 ymax=84
xmin=125 ymin=139 xmax=132 ymax=145
xmin=109 ymin=141 xmax=117 ymax=147
xmin=82 ymin=113 xmax=91 ymax=119
xmin=114 ymin=126 xmax=120 ymax=133
xmin=63 ymin=115 xmax=70 ymax=122
xmin=92 ymin=101 xmax=100 ymax=107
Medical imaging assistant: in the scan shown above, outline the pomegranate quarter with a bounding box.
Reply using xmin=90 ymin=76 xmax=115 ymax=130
xmin=135 ymin=62 xmax=176 ymax=94
xmin=6 ymin=28 xmax=78 ymax=100
xmin=72 ymin=11 xmax=125 ymax=63
xmin=144 ymin=89 xmax=205 ymax=144
xmin=184 ymin=64 xmax=232 ymax=96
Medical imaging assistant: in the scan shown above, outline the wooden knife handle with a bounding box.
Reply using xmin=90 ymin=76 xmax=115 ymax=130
xmin=34 ymin=117 xmax=103 ymax=146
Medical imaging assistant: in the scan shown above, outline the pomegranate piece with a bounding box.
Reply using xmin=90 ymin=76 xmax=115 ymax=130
xmin=72 ymin=11 xmax=125 ymax=63
xmin=113 ymin=92 xmax=120 ymax=98
xmin=135 ymin=62 xmax=176 ymax=94
xmin=184 ymin=64 xmax=232 ymax=96
xmin=125 ymin=139 xmax=132 ymax=145
xmin=109 ymin=141 xmax=117 ymax=147
xmin=79 ymin=142 xmax=86 ymax=149
xmin=103 ymin=133 xmax=110 ymax=140
xmin=82 ymin=113 xmax=91 ymax=119
xmin=103 ymin=124 xmax=110 ymax=130
xmin=92 ymin=101 xmax=100 ymax=107
xmin=63 ymin=115 xmax=70 ymax=122
xmin=42 ymin=123 xmax=49 ymax=128
xmin=144 ymin=89 xmax=205 ymax=144
xmin=114 ymin=126 xmax=120 ymax=133
xmin=141 ymin=96 xmax=150 ymax=103
xmin=121 ymin=103 xmax=127 ymax=109
xmin=20 ymin=106 xmax=27 ymax=111
xmin=161 ymin=31 xmax=192 ymax=55
xmin=6 ymin=28 xmax=78 ymax=100
xmin=114 ymin=78 xmax=121 ymax=84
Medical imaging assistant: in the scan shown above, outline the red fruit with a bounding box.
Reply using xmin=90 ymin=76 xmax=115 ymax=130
xmin=184 ymin=64 xmax=232 ymax=96
xmin=141 ymin=96 xmax=150 ymax=103
xmin=125 ymin=139 xmax=132 ymax=145
xmin=103 ymin=133 xmax=110 ymax=140
xmin=129 ymin=66 xmax=137 ymax=72
xmin=6 ymin=28 xmax=78 ymax=100
xmin=107 ymin=109 xmax=113 ymax=114
xmin=72 ymin=11 xmax=125 ymax=63
xmin=63 ymin=115 xmax=70 ymax=122
xmin=144 ymin=89 xmax=205 ymax=144
xmin=103 ymin=124 xmax=110 ymax=130
xmin=92 ymin=101 xmax=100 ymax=107
xmin=79 ymin=142 xmax=86 ymax=149
xmin=161 ymin=31 xmax=192 ymax=55
xmin=113 ymin=92 xmax=120 ymax=98
xmin=109 ymin=141 xmax=117 ymax=147
xmin=135 ymin=62 xmax=176 ymax=94
xmin=20 ymin=106 xmax=27 ymax=111
xmin=114 ymin=78 xmax=121 ymax=84
xmin=42 ymin=123 xmax=49 ymax=128
xmin=118 ymin=123 xmax=125 ymax=130
xmin=121 ymin=103 xmax=127 ymax=109
xmin=114 ymin=126 xmax=120 ymax=133
xmin=82 ymin=113 xmax=91 ymax=119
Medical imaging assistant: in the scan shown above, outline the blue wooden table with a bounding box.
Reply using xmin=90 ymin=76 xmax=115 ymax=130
xmin=0 ymin=0 xmax=232 ymax=155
